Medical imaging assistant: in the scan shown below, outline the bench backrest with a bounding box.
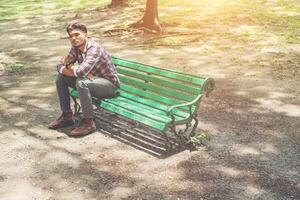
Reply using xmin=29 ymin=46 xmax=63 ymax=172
xmin=112 ymin=57 xmax=214 ymax=110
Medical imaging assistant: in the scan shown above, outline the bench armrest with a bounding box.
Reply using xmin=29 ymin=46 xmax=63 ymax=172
xmin=203 ymin=77 xmax=215 ymax=97
xmin=167 ymin=94 xmax=203 ymax=116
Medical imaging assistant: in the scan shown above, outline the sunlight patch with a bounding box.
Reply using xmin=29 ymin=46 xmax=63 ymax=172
xmin=45 ymin=30 xmax=61 ymax=38
xmin=7 ymin=106 xmax=26 ymax=114
xmin=261 ymin=47 xmax=282 ymax=54
xmin=19 ymin=47 xmax=41 ymax=53
xmin=0 ymin=179 xmax=46 ymax=200
xmin=44 ymin=151 xmax=81 ymax=167
xmin=234 ymin=145 xmax=260 ymax=156
xmin=243 ymin=184 xmax=265 ymax=196
xmin=27 ymin=126 xmax=56 ymax=137
xmin=15 ymin=18 xmax=31 ymax=25
xmin=111 ymin=185 xmax=133 ymax=200
xmin=257 ymin=32 xmax=281 ymax=46
xmin=49 ymin=45 xmax=69 ymax=51
xmin=182 ymin=47 xmax=202 ymax=53
xmin=261 ymin=143 xmax=278 ymax=154
xmin=22 ymin=81 xmax=39 ymax=86
xmin=38 ymin=86 xmax=55 ymax=93
xmin=14 ymin=121 xmax=29 ymax=127
xmin=0 ymin=129 xmax=26 ymax=137
xmin=235 ymin=91 xmax=248 ymax=96
xmin=255 ymin=98 xmax=300 ymax=117
xmin=268 ymin=91 xmax=293 ymax=98
xmin=27 ymin=99 xmax=51 ymax=110
xmin=188 ymin=57 xmax=212 ymax=66
xmin=232 ymin=25 xmax=261 ymax=36
xmin=4 ymin=89 xmax=25 ymax=96
xmin=8 ymin=34 xmax=28 ymax=40
xmin=153 ymin=49 xmax=170 ymax=55
xmin=117 ymin=50 xmax=146 ymax=57
xmin=0 ymin=98 xmax=10 ymax=110
xmin=273 ymin=9 xmax=300 ymax=17
xmin=217 ymin=166 xmax=242 ymax=177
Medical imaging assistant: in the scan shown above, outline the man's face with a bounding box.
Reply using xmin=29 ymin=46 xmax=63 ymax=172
xmin=68 ymin=29 xmax=87 ymax=48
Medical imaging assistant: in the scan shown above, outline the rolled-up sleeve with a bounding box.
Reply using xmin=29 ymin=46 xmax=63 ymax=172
xmin=75 ymin=45 xmax=101 ymax=77
xmin=67 ymin=48 xmax=77 ymax=64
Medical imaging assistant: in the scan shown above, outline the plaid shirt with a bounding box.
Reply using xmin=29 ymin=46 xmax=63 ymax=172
xmin=68 ymin=39 xmax=120 ymax=88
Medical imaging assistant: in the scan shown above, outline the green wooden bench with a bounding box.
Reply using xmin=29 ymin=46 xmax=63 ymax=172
xmin=70 ymin=57 xmax=215 ymax=144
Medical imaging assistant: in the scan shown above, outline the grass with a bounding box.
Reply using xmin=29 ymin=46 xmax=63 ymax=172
xmin=254 ymin=12 xmax=300 ymax=44
xmin=5 ymin=62 xmax=27 ymax=73
xmin=158 ymin=0 xmax=300 ymax=45
xmin=0 ymin=0 xmax=111 ymax=21
xmin=189 ymin=131 xmax=210 ymax=147
xmin=155 ymin=36 xmax=192 ymax=46
xmin=1 ymin=0 xmax=298 ymax=46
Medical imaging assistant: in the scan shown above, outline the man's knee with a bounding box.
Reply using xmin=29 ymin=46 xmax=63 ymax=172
xmin=76 ymin=78 xmax=88 ymax=90
xmin=56 ymin=73 xmax=77 ymax=89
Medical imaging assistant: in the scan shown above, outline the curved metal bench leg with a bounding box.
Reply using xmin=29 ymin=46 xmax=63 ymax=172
xmin=71 ymin=96 xmax=81 ymax=115
xmin=163 ymin=133 xmax=173 ymax=151
xmin=190 ymin=114 xmax=199 ymax=138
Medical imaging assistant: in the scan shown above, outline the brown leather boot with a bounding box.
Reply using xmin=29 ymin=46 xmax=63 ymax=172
xmin=69 ymin=118 xmax=96 ymax=137
xmin=48 ymin=111 xmax=75 ymax=129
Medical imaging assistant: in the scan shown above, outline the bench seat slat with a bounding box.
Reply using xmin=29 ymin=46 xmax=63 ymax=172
xmin=117 ymin=67 xmax=200 ymax=95
xmin=120 ymin=84 xmax=188 ymax=110
xmin=118 ymin=92 xmax=190 ymax=118
xmin=105 ymin=96 xmax=188 ymax=123
xmin=105 ymin=98 xmax=173 ymax=123
xmin=120 ymin=76 xmax=195 ymax=102
xmin=100 ymin=101 xmax=167 ymax=132
xmin=113 ymin=57 xmax=207 ymax=86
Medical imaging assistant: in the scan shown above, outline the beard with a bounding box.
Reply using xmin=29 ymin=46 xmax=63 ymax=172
xmin=71 ymin=38 xmax=85 ymax=48
xmin=72 ymin=41 xmax=82 ymax=48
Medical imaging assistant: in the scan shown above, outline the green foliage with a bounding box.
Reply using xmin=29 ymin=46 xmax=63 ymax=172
xmin=5 ymin=63 xmax=26 ymax=73
xmin=189 ymin=131 xmax=209 ymax=147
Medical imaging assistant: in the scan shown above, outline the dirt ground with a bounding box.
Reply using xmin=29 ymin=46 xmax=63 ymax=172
xmin=0 ymin=2 xmax=300 ymax=200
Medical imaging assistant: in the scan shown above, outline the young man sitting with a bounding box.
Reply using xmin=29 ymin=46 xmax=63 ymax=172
xmin=48 ymin=22 xmax=120 ymax=136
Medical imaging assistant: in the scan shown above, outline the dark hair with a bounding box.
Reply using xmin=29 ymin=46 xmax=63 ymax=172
xmin=66 ymin=22 xmax=87 ymax=34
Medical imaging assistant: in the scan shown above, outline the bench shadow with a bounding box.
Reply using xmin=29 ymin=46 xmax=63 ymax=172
xmin=55 ymin=107 xmax=194 ymax=158
xmin=91 ymin=108 xmax=190 ymax=158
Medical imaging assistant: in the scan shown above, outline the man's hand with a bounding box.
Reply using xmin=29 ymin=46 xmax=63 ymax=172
xmin=57 ymin=64 xmax=65 ymax=73
xmin=61 ymin=56 xmax=74 ymax=70
xmin=61 ymin=64 xmax=76 ymax=77
xmin=87 ymin=73 xmax=94 ymax=81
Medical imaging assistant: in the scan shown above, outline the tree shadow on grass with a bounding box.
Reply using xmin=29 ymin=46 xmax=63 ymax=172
xmin=105 ymin=77 xmax=300 ymax=200
xmin=173 ymin=78 xmax=300 ymax=200
xmin=6 ymin=127 xmax=138 ymax=200
xmin=1 ymin=73 xmax=299 ymax=199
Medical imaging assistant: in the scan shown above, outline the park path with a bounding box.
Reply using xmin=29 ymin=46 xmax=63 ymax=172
xmin=0 ymin=3 xmax=300 ymax=200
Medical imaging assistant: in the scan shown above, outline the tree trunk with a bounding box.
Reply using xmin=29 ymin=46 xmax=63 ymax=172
xmin=110 ymin=0 xmax=129 ymax=7
xmin=131 ymin=0 xmax=162 ymax=34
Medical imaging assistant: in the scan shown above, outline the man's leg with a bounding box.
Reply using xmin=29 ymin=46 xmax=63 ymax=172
xmin=56 ymin=74 xmax=77 ymax=112
xmin=48 ymin=74 xmax=77 ymax=129
xmin=69 ymin=77 xmax=118 ymax=136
